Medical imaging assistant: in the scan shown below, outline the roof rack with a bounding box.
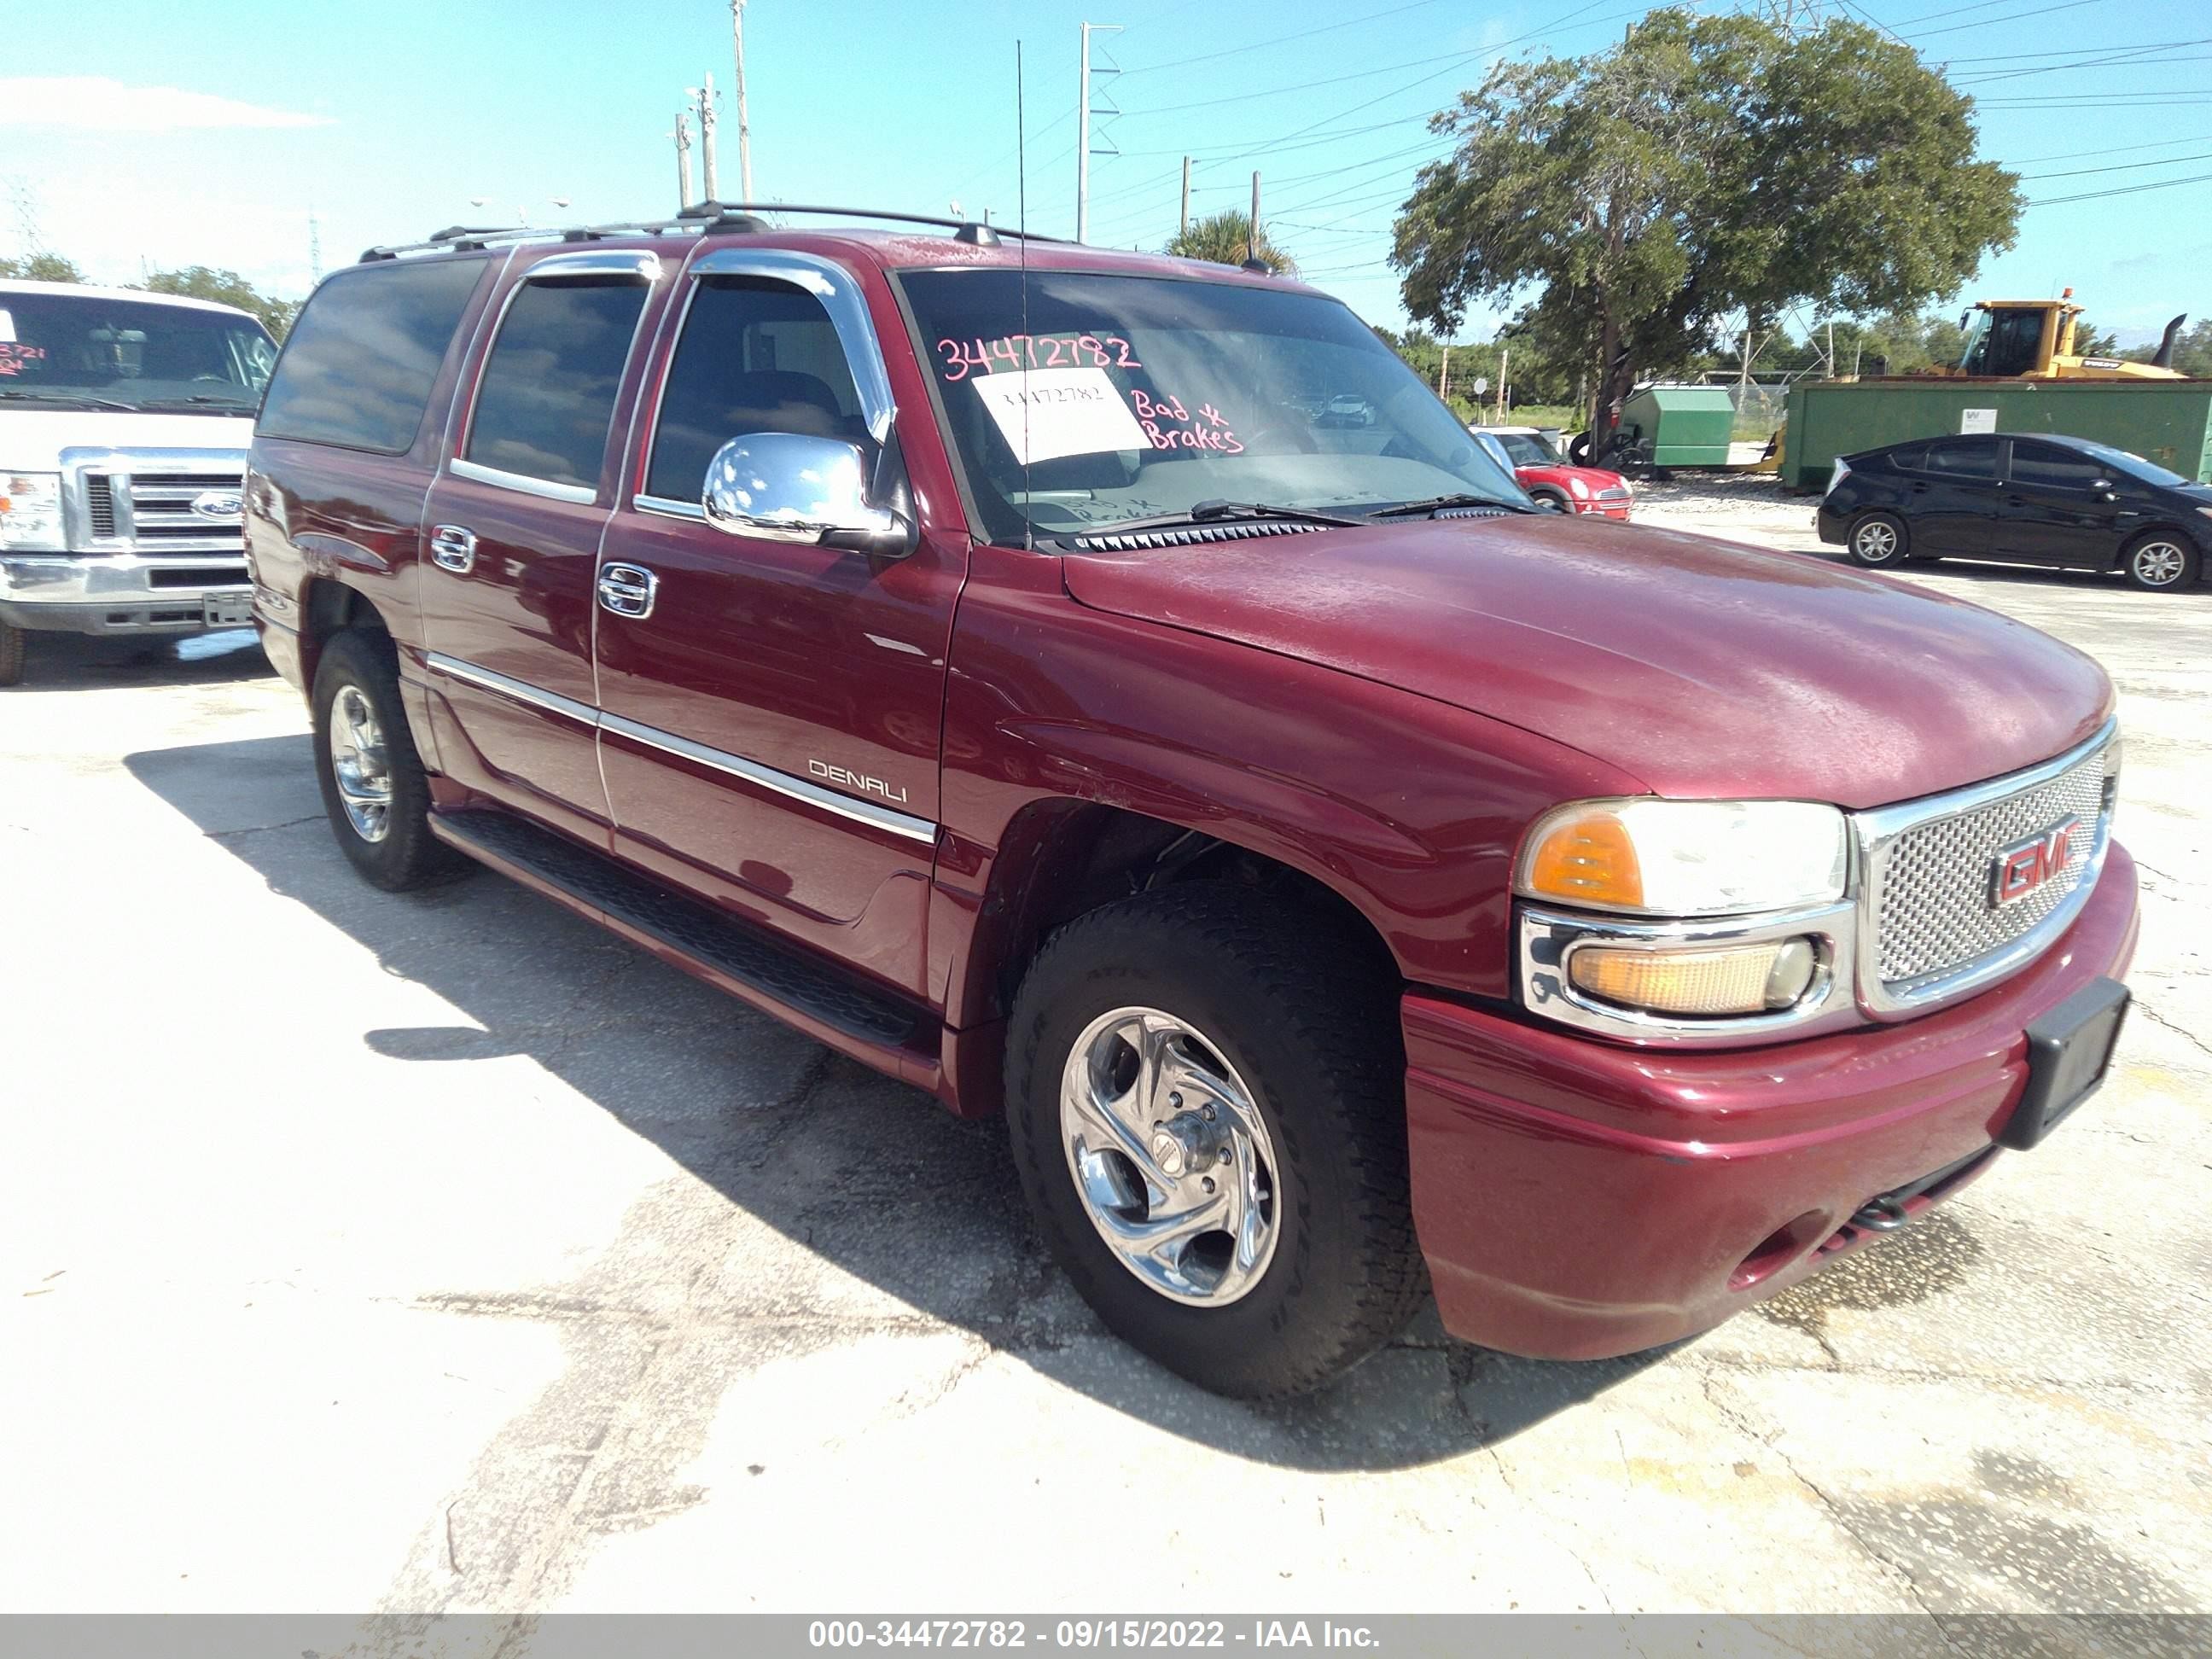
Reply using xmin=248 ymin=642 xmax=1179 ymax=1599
xmin=359 ymin=201 xmax=1063 ymax=263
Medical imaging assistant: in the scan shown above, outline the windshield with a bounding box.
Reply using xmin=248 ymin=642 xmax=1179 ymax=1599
xmin=1491 ymin=430 xmax=1560 ymax=467
xmin=2073 ymin=439 xmax=2191 ymax=489
xmin=0 ymin=291 xmax=276 ymax=411
xmin=898 ymin=268 xmax=1523 ymax=543
xmin=1958 ymin=307 xmax=2045 ymax=378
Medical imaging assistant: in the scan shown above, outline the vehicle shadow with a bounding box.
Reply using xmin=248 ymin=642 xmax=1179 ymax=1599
xmin=1802 ymin=550 xmax=2138 ymax=593
xmin=125 ymin=731 xmax=1674 ymax=1473
xmin=5 ymin=627 xmax=273 ymax=693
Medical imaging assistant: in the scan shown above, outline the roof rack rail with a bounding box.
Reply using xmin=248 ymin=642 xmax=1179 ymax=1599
xmin=360 ymin=201 xmax=1062 ymax=263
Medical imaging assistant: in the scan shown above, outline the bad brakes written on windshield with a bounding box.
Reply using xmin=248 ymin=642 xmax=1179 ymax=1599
xmin=0 ymin=290 xmax=275 ymax=411
xmin=895 ymin=268 xmax=1522 ymax=544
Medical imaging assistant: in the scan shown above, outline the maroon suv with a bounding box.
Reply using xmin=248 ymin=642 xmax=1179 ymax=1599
xmin=244 ymin=206 xmax=2137 ymax=1399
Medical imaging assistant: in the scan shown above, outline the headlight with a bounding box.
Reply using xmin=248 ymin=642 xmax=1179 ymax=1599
xmin=1517 ymin=798 xmax=1848 ymax=917
xmin=1569 ymin=475 xmax=1590 ymax=498
xmin=0 ymin=472 xmax=65 ymax=551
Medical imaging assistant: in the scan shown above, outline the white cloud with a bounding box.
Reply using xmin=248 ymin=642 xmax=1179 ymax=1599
xmin=0 ymin=77 xmax=330 ymax=131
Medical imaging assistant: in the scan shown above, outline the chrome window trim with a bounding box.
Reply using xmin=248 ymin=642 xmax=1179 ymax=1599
xmin=422 ymin=652 xmax=938 ymax=846
xmin=425 ymin=651 xmax=599 ymax=726
xmin=632 ymin=492 xmax=707 ymax=521
xmin=686 ymin=247 xmax=897 ymax=444
xmin=1853 ymin=717 xmax=2119 ymax=1020
xmin=1516 ymin=899 xmax=1861 ymax=1048
xmin=598 ymin=712 xmax=938 ymax=845
xmin=448 ymin=457 xmax=599 ymax=504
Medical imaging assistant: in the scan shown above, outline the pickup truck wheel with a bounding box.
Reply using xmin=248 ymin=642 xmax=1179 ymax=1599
xmin=311 ymin=629 xmax=468 ymax=891
xmin=2122 ymin=533 xmax=2197 ymax=591
xmin=1847 ymin=511 xmax=1909 ymax=566
xmin=1006 ymin=882 xmax=1423 ymax=1398
xmin=0 ymin=620 xmax=24 ymax=687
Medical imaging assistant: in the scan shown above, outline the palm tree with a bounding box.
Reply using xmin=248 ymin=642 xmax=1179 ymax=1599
xmin=1163 ymin=211 xmax=1297 ymax=276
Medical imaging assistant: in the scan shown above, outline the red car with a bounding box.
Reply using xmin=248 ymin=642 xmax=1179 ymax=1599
xmin=1476 ymin=424 xmax=1634 ymax=518
xmin=244 ymin=207 xmax=2134 ymax=1399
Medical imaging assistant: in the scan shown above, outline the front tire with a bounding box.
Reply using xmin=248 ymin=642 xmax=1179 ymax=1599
xmin=1528 ymin=488 xmax=1571 ymax=514
xmin=2122 ymin=533 xmax=2198 ymax=592
xmin=1847 ymin=510 xmax=1909 ymax=567
xmin=0 ymin=620 xmax=24 ymax=687
xmin=1005 ymin=882 xmax=1424 ymax=1399
xmin=311 ymin=628 xmax=469 ymax=891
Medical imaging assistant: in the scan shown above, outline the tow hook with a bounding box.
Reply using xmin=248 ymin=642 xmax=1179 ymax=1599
xmin=1850 ymin=1195 xmax=1912 ymax=1233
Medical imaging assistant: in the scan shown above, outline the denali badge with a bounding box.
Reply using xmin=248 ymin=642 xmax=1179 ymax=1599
xmin=190 ymin=490 xmax=244 ymax=521
xmin=808 ymin=758 xmax=908 ymax=805
xmin=1989 ymin=816 xmax=2079 ymax=908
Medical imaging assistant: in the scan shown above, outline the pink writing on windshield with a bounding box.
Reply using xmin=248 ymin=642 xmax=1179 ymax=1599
xmin=1131 ymin=389 xmax=1243 ymax=454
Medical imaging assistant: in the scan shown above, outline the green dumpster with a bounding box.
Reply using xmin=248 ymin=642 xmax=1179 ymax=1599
xmin=1615 ymin=386 xmax=1736 ymax=468
xmin=1780 ymin=378 xmax=2212 ymax=492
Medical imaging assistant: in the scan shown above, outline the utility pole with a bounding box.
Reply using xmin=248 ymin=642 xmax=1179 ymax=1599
xmin=307 ymin=204 xmax=322 ymax=285
xmin=1438 ymin=346 xmax=1450 ymax=400
xmin=1735 ymin=322 xmax=1755 ymax=420
xmin=1496 ymin=345 xmax=1510 ymax=422
xmin=1075 ymin=21 xmax=1121 ymax=242
xmin=1179 ymin=155 xmax=1190 ymax=236
xmin=691 ymin=73 xmax=720 ymax=201
xmin=730 ymin=0 xmax=754 ymax=201
xmin=672 ymin=109 xmax=695 ymax=209
xmin=1248 ymin=171 xmax=1260 ymax=264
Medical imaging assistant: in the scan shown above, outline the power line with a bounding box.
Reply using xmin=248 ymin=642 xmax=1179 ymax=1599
xmin=2022 ymin=148 xmax=2212 ymax=179
xmin=2007 ymin=131 xmax=2212 ymax=162
xmin=1115 ymin=0 xmax=1454 ymax=80
xmin=2031 ymin=167 xmax=2212 ymax=205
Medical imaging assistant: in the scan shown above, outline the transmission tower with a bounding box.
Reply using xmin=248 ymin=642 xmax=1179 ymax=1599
xmin=1758 ymin=0 xmax=1837 ymax=33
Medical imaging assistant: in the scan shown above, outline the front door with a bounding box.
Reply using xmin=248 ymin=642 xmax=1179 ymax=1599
xmin=1904 ymin=435 xmax=2003 ymax=556
xmin=416 ymin=251 xmax=661 ymax=847
xmin=591 ymin=251 xmax=960 ymax=996
xmin=2000 ymin=439 xmax=2128 ymax=567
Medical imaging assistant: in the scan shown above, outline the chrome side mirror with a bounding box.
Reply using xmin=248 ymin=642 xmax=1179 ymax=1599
xmin=703 ymin=433 xmax=915 ymax=557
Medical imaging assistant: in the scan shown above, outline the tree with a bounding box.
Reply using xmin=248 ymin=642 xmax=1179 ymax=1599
xmin=1392 ymin=11 xmax=2020 ymax=458
xmin=2070 ymin=317 xmax=2119 ymax=358
xmin=0 ymin=252 xmax=85 ymax=282
xmin=142 ymin=265 xmax=302 ymax=340
xmin=1164 ymin=210 xmax=1297 ymax=276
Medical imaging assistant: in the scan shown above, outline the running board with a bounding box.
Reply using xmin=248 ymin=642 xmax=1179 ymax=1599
xmin=430 ymin=808 xmax=936 ymax=1057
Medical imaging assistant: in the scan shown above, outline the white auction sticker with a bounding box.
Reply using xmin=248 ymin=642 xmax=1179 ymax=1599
xmin=0 ymin=310 xmax=14 ymax=344
xmin=1959 ymin=407 xmax=1997 ymax=434
xmin=971 ymin=365 xmax=1148 ymax=464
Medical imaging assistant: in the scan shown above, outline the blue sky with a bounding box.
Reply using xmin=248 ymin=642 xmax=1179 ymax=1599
xmin=3 ymin=0 xmax=2204 ymax=346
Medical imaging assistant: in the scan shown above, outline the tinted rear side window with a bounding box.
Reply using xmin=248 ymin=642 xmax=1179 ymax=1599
xmin=258 ymin=259 xmax=487 ymax=453
xmin=2010 ymin=444 xmax=2105 ymax=488
xmin=466 ymin=280 xmax=649 ymax=490
xmin=1922 ymin=439 xmax=1998 ymax=479
xmin=645 ymin=278 xmax=864 ymax=502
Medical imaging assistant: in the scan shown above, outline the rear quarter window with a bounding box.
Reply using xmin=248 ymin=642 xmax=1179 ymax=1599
xmin=258 ymin=258 xmax=490 ymax=454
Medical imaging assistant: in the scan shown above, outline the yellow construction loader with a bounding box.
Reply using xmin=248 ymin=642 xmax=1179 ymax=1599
xmin=1951 ymin=290 xmax=2188 ymax=381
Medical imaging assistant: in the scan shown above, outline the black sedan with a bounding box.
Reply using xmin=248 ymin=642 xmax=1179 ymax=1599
xmin=1814 ymin=432 xmax=2212 ymax=591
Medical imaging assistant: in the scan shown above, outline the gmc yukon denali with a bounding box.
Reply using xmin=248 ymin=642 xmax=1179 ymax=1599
xmin=244 ymin=206 xmax=2138 ymax=1399
xmin=2 ymin=279 xmax=274 ymax=685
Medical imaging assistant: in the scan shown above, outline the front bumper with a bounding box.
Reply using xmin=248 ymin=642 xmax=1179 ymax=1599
xmin=1404 ymin=841 xmax=2139 ymax=1359
xmin=1575 ymin=498 xmax=1633 ymax=521
xmin=0 ymin=554 xmax=250 ymax=636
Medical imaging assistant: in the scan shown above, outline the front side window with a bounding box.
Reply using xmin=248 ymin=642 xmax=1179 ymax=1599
xmin=259 ymin=259 xmax=486 ymax=451
xmin=1 ymin=290 xmax=276 ymax=416
xmin=466 ymin=279 xmax=649 ymax=490
xmin=897 ymin=268 xmax=1521 ymax=544
xmin=2072 ymin=439 xmax=2187 ymax=488
xmin=645 ymin=277 xmax=866 ymax=503
xmin=2009 ymin=444 xmax=2105 ymax=489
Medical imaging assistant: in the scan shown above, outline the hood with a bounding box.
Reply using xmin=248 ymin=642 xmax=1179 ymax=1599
xmin=1061 ymin=514 xmax=2112 ymax=811
xmin=0 ymin=406 xmax=253 ymax=467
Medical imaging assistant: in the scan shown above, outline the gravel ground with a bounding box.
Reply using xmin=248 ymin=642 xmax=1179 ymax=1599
xmin=2 ymin=499 xmax=2207 ymax=1621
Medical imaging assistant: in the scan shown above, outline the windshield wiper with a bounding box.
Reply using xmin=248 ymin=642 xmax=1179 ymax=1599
xmin=0 ymin=388 xmax=139 ymax=413
xmin=142 ymin=394 xmax=258 ymax=411
xmin=1084 ymin=498 xmax=1369 ymax=536
xmin=1365 ymin=492 xmax=1539 ymax=518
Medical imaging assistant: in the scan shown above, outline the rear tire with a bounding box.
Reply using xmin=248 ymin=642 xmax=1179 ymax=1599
xmin=0 ymin=621 xmax=23 ymax=687
xmin=1847 ymin=511 xmax=1909 ymax=567
xmin=2121 ymin=533 xmax=2197 ymax=592
xmin=311 ymin=628 xmax=469 ymax=891
xmin=1005 ymin=882 xmax=1425 ymax=1399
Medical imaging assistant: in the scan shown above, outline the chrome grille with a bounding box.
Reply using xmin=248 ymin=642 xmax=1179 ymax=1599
xmin=86 ymin=474 xmax=118 ymax=537
xmin=1870 ymin=735 xmax=2118 ymax=991
xmin=124 ymin=470 xmax=246 ymax=551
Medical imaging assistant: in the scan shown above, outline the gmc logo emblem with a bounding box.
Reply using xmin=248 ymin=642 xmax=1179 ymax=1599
xmin=1989 ymin=816 xmax=2079 ymax=908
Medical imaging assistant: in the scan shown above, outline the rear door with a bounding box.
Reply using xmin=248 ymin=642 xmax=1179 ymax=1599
xmin=416 ymin=249 xmax=663 ymax=847
xmin=1902 ymin=436 xmax=2003 ymax=555
xmin=590 ymin=249 xmax=959 ymax=996
xmin=2000 ymin=439 xmax=2128 ymax=567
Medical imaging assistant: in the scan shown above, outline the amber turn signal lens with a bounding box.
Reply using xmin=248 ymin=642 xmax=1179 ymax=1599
xmin=1522 ymin=811 xmax=1643 ymax=909
xmin=1569 ymin=937 xmax=1818 ymax=1017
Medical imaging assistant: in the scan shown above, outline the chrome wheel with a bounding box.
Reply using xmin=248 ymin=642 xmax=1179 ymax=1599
xmin=1852 ymin=518 xmax=1901 ymax=562
xmin=2130 ymin=539 xmax=2186 ymax=588
xmin=1059 ymin=1006 xmax=1279 ymax=1307
xmin=328 ymin=683 xmax=393 ymax=842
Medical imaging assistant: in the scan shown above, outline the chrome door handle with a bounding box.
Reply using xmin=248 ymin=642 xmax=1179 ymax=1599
xmin=429 ymin=524 xmax=477 ymax=573
xmin=597 ymin=562 xmax=659 ymax=620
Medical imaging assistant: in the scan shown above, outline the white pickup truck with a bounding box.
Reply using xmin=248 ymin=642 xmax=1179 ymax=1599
xmin=1 ymin=279 xmax=276 ymax=684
